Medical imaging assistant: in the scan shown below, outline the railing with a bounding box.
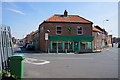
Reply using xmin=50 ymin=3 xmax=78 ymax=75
xmin=0 ymin=25 xmax=14 ymax=74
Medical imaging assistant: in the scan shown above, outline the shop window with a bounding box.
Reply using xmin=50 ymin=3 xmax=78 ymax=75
xmin=80 ymin=42 xmax=91 ymax=50
xmin=52 ymin=42 xmax=57 ymax=50
xmin=58 ymin=42 xmax=62 ymax=50
xmin=69 ymin=42 xmax=72 ymax=50
xmin=52 ymin=42 xmax=62 ymax=50
xmin=81 ymin=42 xmax=86 ymax=49
xmin=65 ymin=42 xmax=72 ymax=50
xmin=65 ymin=42 xmax=68 ymax=49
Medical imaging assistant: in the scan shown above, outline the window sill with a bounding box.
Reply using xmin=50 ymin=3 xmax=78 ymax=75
xmin=77 ymin=34 xmax=83 ymax=35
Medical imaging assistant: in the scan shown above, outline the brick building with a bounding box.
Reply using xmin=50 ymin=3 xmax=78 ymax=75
xmin=92 ymin=25 xmax=112 ymax=51
xmin=107 ymin=35 xmax=113 ymax=47
xmin=32 ymin=30 xmax=39 ymax=50
xmin=39 ymin=10 xmax=94 ymax=53
xmin=23 ymin=30 xmax=39 ymax=50
xmin=24 ymin=31 xmax=35 ymax=43
xmin=92 ymin=26 xmax=103 ymax=50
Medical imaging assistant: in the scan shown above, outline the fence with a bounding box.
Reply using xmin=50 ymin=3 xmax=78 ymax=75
xmin=0 ymin=25 xmax=14 ymax=75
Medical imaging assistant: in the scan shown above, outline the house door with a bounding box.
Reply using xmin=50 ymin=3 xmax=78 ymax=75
xmin=74 ymin=42 xmax=79 ymax=52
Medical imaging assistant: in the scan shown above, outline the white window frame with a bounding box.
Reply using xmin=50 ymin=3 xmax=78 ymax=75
xmin=56 ymin=26 xmax=62 ymax=35
xmin=77 ymin=26 xmax=83 ymax=35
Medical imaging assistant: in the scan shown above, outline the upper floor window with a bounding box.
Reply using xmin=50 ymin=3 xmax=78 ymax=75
xmin=77 ymin=26 xmax=83 ymax=35
xmin=40 ymin=27 xmax=44 ymax=32
xmin=56 ymin=26 xmax=62 ymax=35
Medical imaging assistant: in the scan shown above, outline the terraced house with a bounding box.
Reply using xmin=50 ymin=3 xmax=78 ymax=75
xmin=92 ymin=26 xmax=105 ymax=50
xmin=93 ymin=25 xmax=113 ymax=51
xmin=39 ymin=10 xmax=94 ymax=53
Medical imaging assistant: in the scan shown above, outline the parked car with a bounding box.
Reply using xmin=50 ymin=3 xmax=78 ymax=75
xmin=19 ymin=42 xmax=25 ymax=46
xmin=118 ymin=42 xmax=120 ymax=48
xmin=26 ymin=44 xmax=35 ymax=51
xmin=23 ymin=43 xmax=29 ymax=48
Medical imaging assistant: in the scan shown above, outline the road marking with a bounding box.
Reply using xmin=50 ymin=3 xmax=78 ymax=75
xmin=57 ymin=58 xmax=94 ymax=60
xmin=24 ymin=58 xmax=50 ymax=65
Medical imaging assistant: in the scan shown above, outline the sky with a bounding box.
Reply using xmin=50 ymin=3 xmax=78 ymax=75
xmin=1 ymin=2 xmax=118 ymax=39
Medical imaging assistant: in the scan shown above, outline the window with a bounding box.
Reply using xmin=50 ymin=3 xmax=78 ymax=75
xmin=58 ymin=42 xmax=62 ymax=50
xmin=52 ymin=42 xmax=57 ymax=50
xmin=40 ymin=27 xmax=44 ymax=32
xmin=56 ymin=26 xmax=62 ymax=34
xmin=80 ymin=42 xmax=92 ymax=50
xmin=77 ymin=26 xmax=83 ymax=35
xmin=81 ymin=42 xmax=86 ymax=49
xmin=52 ymin=42 xmax=62 ymax=50
xmin=65 ymin=42 xmax=72 ymax=50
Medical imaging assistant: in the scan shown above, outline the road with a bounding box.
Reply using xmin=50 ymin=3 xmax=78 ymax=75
xmin=15 ymin=46 xmax=118 ymax=78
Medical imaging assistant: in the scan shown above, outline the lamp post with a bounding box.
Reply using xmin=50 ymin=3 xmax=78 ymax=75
xmin=103 ymin=19 xmax=109 ymax=29
xmin=102 ymin=19 xmax=109 ymax=38
xmin=102 ymin=19 xmax=109 ymax=47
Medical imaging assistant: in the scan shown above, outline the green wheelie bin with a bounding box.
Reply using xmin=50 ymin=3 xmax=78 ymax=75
xmin=8 ymin=54 xmax=25 ymax=78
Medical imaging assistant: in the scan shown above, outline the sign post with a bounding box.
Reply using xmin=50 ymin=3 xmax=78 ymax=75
xmin=45 ymin=33 xmax=48 ymax=52
xmin=45 ymin=33 xmax=48 ymax=40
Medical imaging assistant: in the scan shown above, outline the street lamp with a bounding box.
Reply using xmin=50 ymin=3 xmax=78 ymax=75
xmin=103 ymin=19 xmax=109 ymax=29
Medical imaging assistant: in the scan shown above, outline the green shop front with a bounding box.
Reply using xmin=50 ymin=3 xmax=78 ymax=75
xmin=49 ymin=36 xmax=94 ymax=53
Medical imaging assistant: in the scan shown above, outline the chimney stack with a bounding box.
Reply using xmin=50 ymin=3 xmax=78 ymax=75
xmin=64 ymin=10 xmax=68 ymax=17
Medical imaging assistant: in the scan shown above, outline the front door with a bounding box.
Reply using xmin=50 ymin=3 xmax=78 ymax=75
xmin=74 ymin=42 xmax=79 ymax=52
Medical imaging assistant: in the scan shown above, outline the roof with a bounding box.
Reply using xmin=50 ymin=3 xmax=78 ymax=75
xmin=44 ymin=14 xmax=93 ymax=23
xmin=94 ymin=25 xmax=104 ymax=31
xmin=94 ymin=25 xmax=108 ymax=34
xmin=92 ymin=27 xmax=103 ymax=33
xmin=33 ymin=30 xmax=39 ymax=34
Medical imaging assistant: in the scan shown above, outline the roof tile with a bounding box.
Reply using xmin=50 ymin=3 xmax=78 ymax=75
xmin=45 ymin=14 xmax=92 ymax=23
xmin=93 ymin=27 xmax=103 ymax=33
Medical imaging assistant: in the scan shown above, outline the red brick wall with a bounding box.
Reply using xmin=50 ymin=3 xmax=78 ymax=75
xmin=93 ymin=31 xmax=103 ymax=50
xmin=107 ymin=35 xmax=112 ymax=45
xmin=39 ymin=22 xmax=93 ymax=52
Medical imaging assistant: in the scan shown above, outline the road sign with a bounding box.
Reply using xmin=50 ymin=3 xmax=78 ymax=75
xmin=45 ymin=33 xmax=48 ymax=40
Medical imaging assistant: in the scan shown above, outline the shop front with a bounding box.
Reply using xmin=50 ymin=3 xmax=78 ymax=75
xmin=49 ymin=36 xmax=94 ymax=53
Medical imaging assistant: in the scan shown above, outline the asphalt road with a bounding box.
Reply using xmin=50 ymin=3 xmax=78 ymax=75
xmin=15 ymin=46 xmax=118 ymax=78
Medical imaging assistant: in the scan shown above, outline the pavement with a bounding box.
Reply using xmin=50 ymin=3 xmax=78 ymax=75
xmin=14 ymin=45 xmax=118 ymax=78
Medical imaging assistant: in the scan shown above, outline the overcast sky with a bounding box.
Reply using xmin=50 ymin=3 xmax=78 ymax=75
xmin=1 ymin=2 xmax=118 ymax=39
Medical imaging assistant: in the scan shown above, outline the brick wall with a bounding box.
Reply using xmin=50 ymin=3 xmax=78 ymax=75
xmin=93 ymin=31 xmax=103 ymax=50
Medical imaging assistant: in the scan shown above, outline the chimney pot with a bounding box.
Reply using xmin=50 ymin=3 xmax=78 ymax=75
xmin=64 ymin=10 xmax=68 ymax=17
